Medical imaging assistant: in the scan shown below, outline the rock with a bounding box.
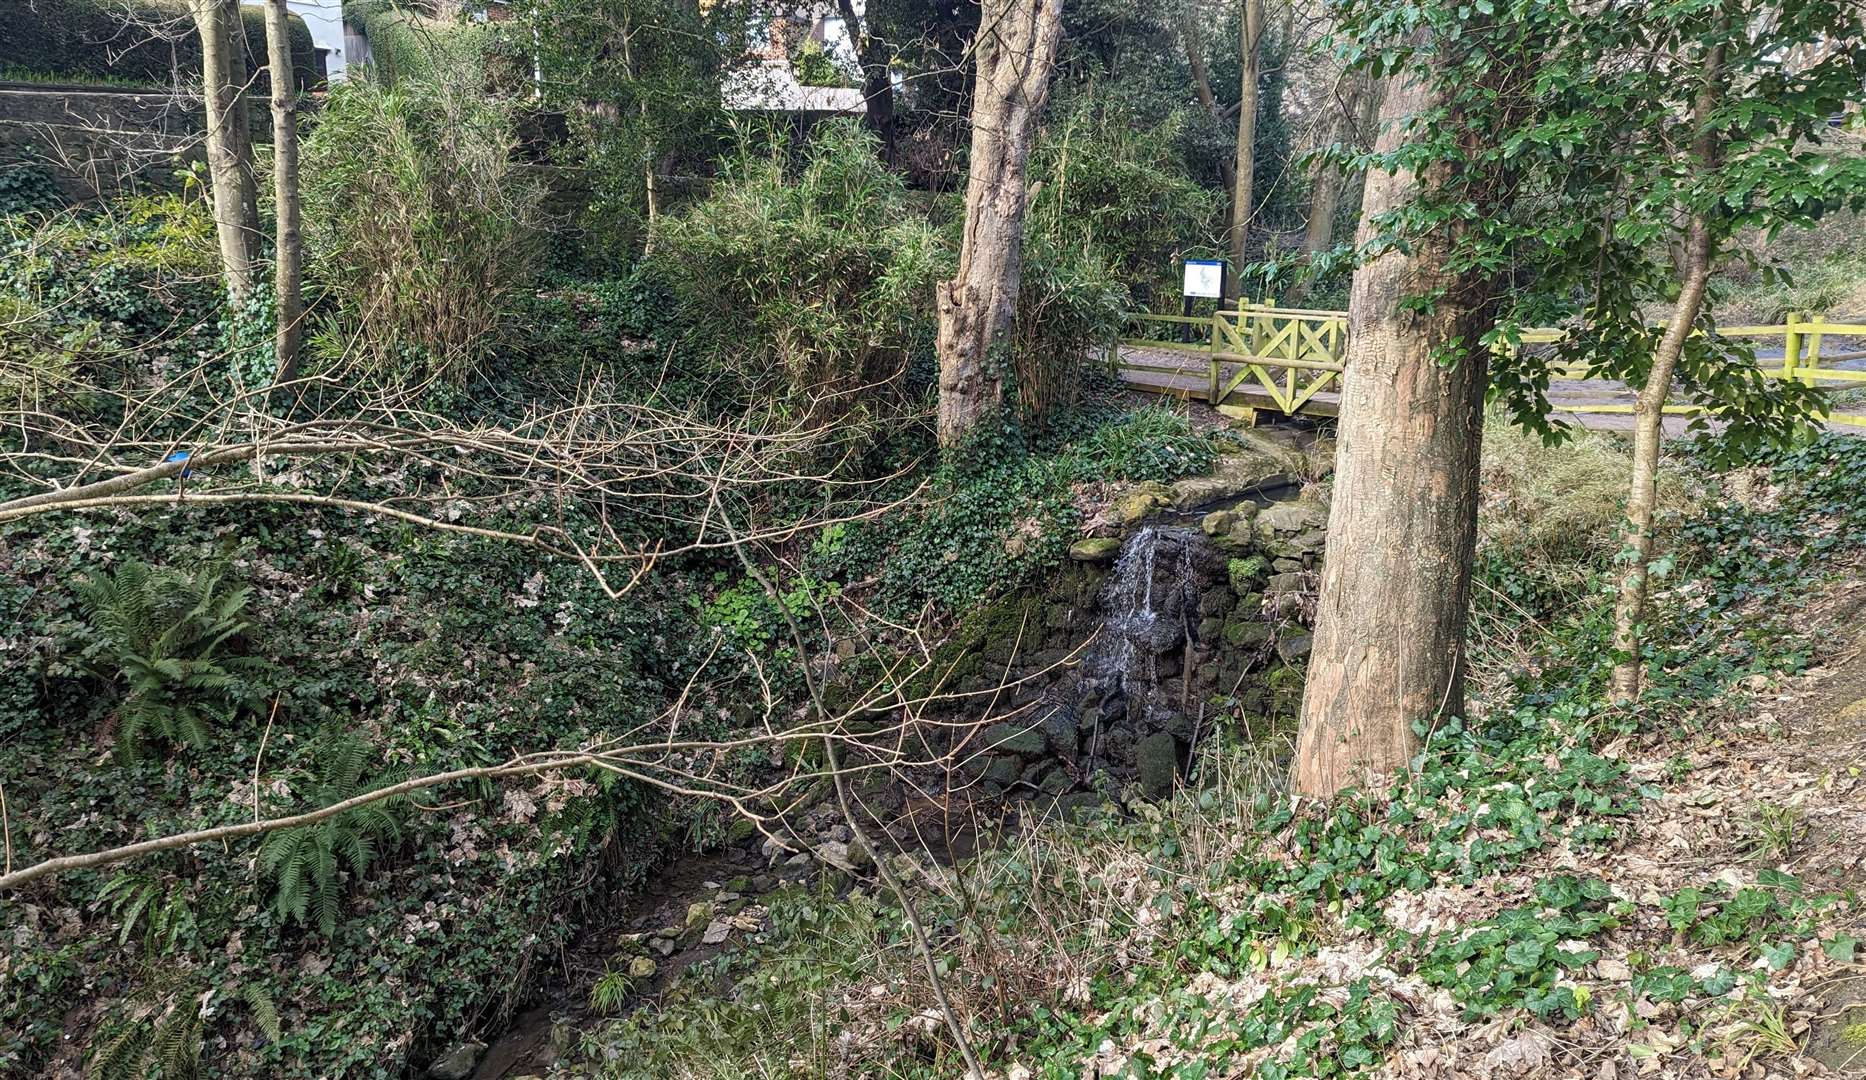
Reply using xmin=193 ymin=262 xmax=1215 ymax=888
xmin=1168 ymin=441 xmax=1296 ymax=509
xmin=649 ymin=935 xmax=676 ymax=957
xmin=1111 ymin=484 xmax=1171 ymax=525
xmin=1265 ymin=572 xmax=1307 ymax=595
xmin=1057 ymin=791 xmax=1109 ymax=824
xmin=427 ymin=1042 xmax=485 ymax=1080
xmin=684 ymin=902 xmax=714 ymax=932
xmin=1200 ymin=510 xmax=1238 ymax=537
xmin=982 ymin=721 xmax=1047 ymax=758
xmin=1039 ymin=766 xmax=1074 ymax=795
xmin=982 ymin=755 xmax=1023 ymax=785
xmin=1271 ymin=557 xmax=1304 ymax=573
xmin=1160 ymin=712 xmax=1194 ymax=739
xmin=1067 ymin=533 xmax=1119 ymax=563
xmin=1227 ymin=556 xmax=1268 ymax=596
xmin=814 ymin=840 xmax=872 ymax=873
xmin=1275 ymin=631 xmax=1313 ymax=662
xmin=723 ymin=817 xmax=761 ymax=845
xmin=627 ymin=956 xmax=658 ymax=979
xmin=1256 ymin=500 xmax=1327 ymax=535
xmin=1288 ymin=528 xmax=1328 ymax=555
xmin=1195 ymin=616 xmax=1223 ymax=641
xmin=1223 ymin=619 xmax=1271 ymax=648
xmin=1136 ymin=733 xmax=1180 ymax=800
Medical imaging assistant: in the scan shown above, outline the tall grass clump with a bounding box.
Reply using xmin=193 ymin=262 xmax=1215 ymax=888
xmin=653 ymin=122 xmax=941 ymax=419
xmin=300 ymin=74 xmax=542 ymax=383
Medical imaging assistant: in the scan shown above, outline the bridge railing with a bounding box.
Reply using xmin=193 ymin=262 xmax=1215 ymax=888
xmin=1113 ymin=307 xmax=1866 ymax=427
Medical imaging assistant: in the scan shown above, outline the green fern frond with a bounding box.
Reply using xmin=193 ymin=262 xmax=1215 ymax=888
xmin=235 ymin=983 xmax=282 ymax=1044
xmin=79 ymin=559 xmax=267 ymax=758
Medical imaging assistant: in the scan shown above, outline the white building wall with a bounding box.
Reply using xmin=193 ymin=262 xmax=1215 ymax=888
xmin=281 ymin=0 xmax=349 ymax=82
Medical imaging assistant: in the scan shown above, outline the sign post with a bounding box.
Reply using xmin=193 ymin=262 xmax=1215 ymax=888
xmin=1181 ymin=258 xmax=1225 ymax=343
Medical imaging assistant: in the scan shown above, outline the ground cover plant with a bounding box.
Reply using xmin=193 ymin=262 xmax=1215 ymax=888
xmin=563 ymin=433 xmax=1866 ymax=1080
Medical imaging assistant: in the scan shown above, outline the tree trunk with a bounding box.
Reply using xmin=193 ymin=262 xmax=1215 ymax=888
xmin=1180 ymin=10 xmax=1237 ymax=198
xmin=1290 ymin=69 xmax=1495 ymax=799
xmin=1301 ymin=73 xmax=1368 ymax=257
xmin=264 ymin=0 xmax=303 ymax=385
xmin=1225 ymin=0 xmax=1263 ymax=301
xmin=934 ymin=0 xmax=1063 ymax=447
xmin=836 ymin=0 xmax=899 ymax=165
xmin=1609 ymin=36 xmax=1727 ymax=704
xmin=194 ymin=0 xmax=260 ymax=300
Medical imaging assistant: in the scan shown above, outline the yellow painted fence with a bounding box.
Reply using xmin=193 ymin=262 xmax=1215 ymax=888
xmin=1114 ymin=307 xmax=1866 ymax=428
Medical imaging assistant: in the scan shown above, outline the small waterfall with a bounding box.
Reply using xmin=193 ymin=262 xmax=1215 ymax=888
xmin=1082 ymin=525 xmax=1203 ymax=729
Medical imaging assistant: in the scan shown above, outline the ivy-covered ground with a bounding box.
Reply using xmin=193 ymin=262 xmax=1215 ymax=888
xmin=0 ymin=195 xmax=1247 ymax=1079
xmin=554 ymin=435 xmax=1866 ymax=1080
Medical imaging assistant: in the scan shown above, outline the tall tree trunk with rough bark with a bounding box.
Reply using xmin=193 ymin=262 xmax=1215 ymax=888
xmin=1610 ymin=37 xmax=1727 ymax=704
xmin=1301 ymin=73 xmax=1370 ymax=257
xmin=264 ymin=0 xmax=303 ymax=385
xmin=194 ymin=0 xmax=260 ymax=300
xmin=1225 ymin=0 xmax=1263 ymax=301
xmin=1290 ymin=69 xmax=1497 ymax=798
xmin=836 ymin=0 xmax=898 ymax=165
xmin=934 ymin=0 xmax=1063 ymax=446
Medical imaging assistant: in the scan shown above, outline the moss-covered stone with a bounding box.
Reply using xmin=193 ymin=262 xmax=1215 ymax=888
xmin=1069 ymin=537 xmax=1122 ymax=563
xmin=1275 ymin=631 xmax=1314 ymax=662
xmin=1223 ymin=619 xmax=1271 ymax=648
xmin=1136 ymin=733 xmax=1179 ymax=799
xmin=1112 ymin=483 xmax=1172 ymax=525
xmin=1227 ymin=555 xmax=1269 ymax=596
xmin=1200 ymin=509 xmax=1238 ymax=536
xmin=982 ymin=721 xmax=1046 ymax=758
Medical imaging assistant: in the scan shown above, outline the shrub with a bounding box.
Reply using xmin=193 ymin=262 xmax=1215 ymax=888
xmin=300 ymin=76 xmax=543 ymax=383
xmin=654 ymin=122 xmax=941 ymax=416
xmin=1027 ymin=89 xmax=1221 ymax=308
xmin=0 ymin=0 xmax=318 ymax=90
xmin=0 ymin=164 xmax=65 ymax=217
xmin=1009 ymin=232 xmax=1127 ymax=423
xmin=259 ymin=735 xmax=405 ymax=936
xmin=347 ymin=1 xmax=494 ymax=88
xmin=77 ymin=560 xmax=266 ymax=758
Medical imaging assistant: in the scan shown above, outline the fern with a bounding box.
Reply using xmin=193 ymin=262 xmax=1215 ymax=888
xmin=258 ymin=734 xmax=405 ymax=935
xmin=85 ymin=983 xmax=204 ymax=1080
xmin=78 ymin=559 xmax=267 ymax=759
xmin=86 ymin=976 xmax=282 ymax=1079
xmin=96 ymin=870 xmax=196 ymax=955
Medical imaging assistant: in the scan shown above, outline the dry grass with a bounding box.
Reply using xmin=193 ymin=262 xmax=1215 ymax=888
xmin=1478 ymin=415 xmax=1696 ymax=578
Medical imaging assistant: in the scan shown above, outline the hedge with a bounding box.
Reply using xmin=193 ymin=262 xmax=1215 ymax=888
xmin=0 ymin=0 xmax=319 ymax=91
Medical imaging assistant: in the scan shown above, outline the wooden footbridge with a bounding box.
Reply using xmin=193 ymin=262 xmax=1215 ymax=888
xmin=1112 ymin=307 xmax=1866 ymax=429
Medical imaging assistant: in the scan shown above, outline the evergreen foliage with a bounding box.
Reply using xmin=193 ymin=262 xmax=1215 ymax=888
xmin=300 ymin=76 xmax=543 ymax=383
xmin=77 ymin=560 xmax=264 ymax=759
xmin=258 ymin=735 xmax=406 ymax=936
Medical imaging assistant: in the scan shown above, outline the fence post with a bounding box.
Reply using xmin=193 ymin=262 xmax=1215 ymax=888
xmin=1209 ymin=313 xmax=1222 ymax=403
xmin=1804 ymin=314 xmax=1824 ymax=384
xmin=1782 ymin=314 xmax=1801 ymax=384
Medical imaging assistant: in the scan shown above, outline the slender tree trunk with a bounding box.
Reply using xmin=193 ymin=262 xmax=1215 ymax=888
xmin=1180 ymin=10 xmax=1237 ymax=197
xmin=1301 ymin=74 xmax=1367 ymax=257
xmin=934 ymin=0 xmax=1063 ymax=446
xmin=1609 ymin=37 xmax=1727 ymax=704
xmin=1225 ymin=0 xmax=1263 ymax=301
xmin=836 ymin=0 xmax=899 ymax=165
xmin=1291 ymin=69 xmax=1496 ymax=798
xmin=194 ymin=0 xmax=260 ymax=300
xmin=264 ymin=0 xmax=303 ymax=385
